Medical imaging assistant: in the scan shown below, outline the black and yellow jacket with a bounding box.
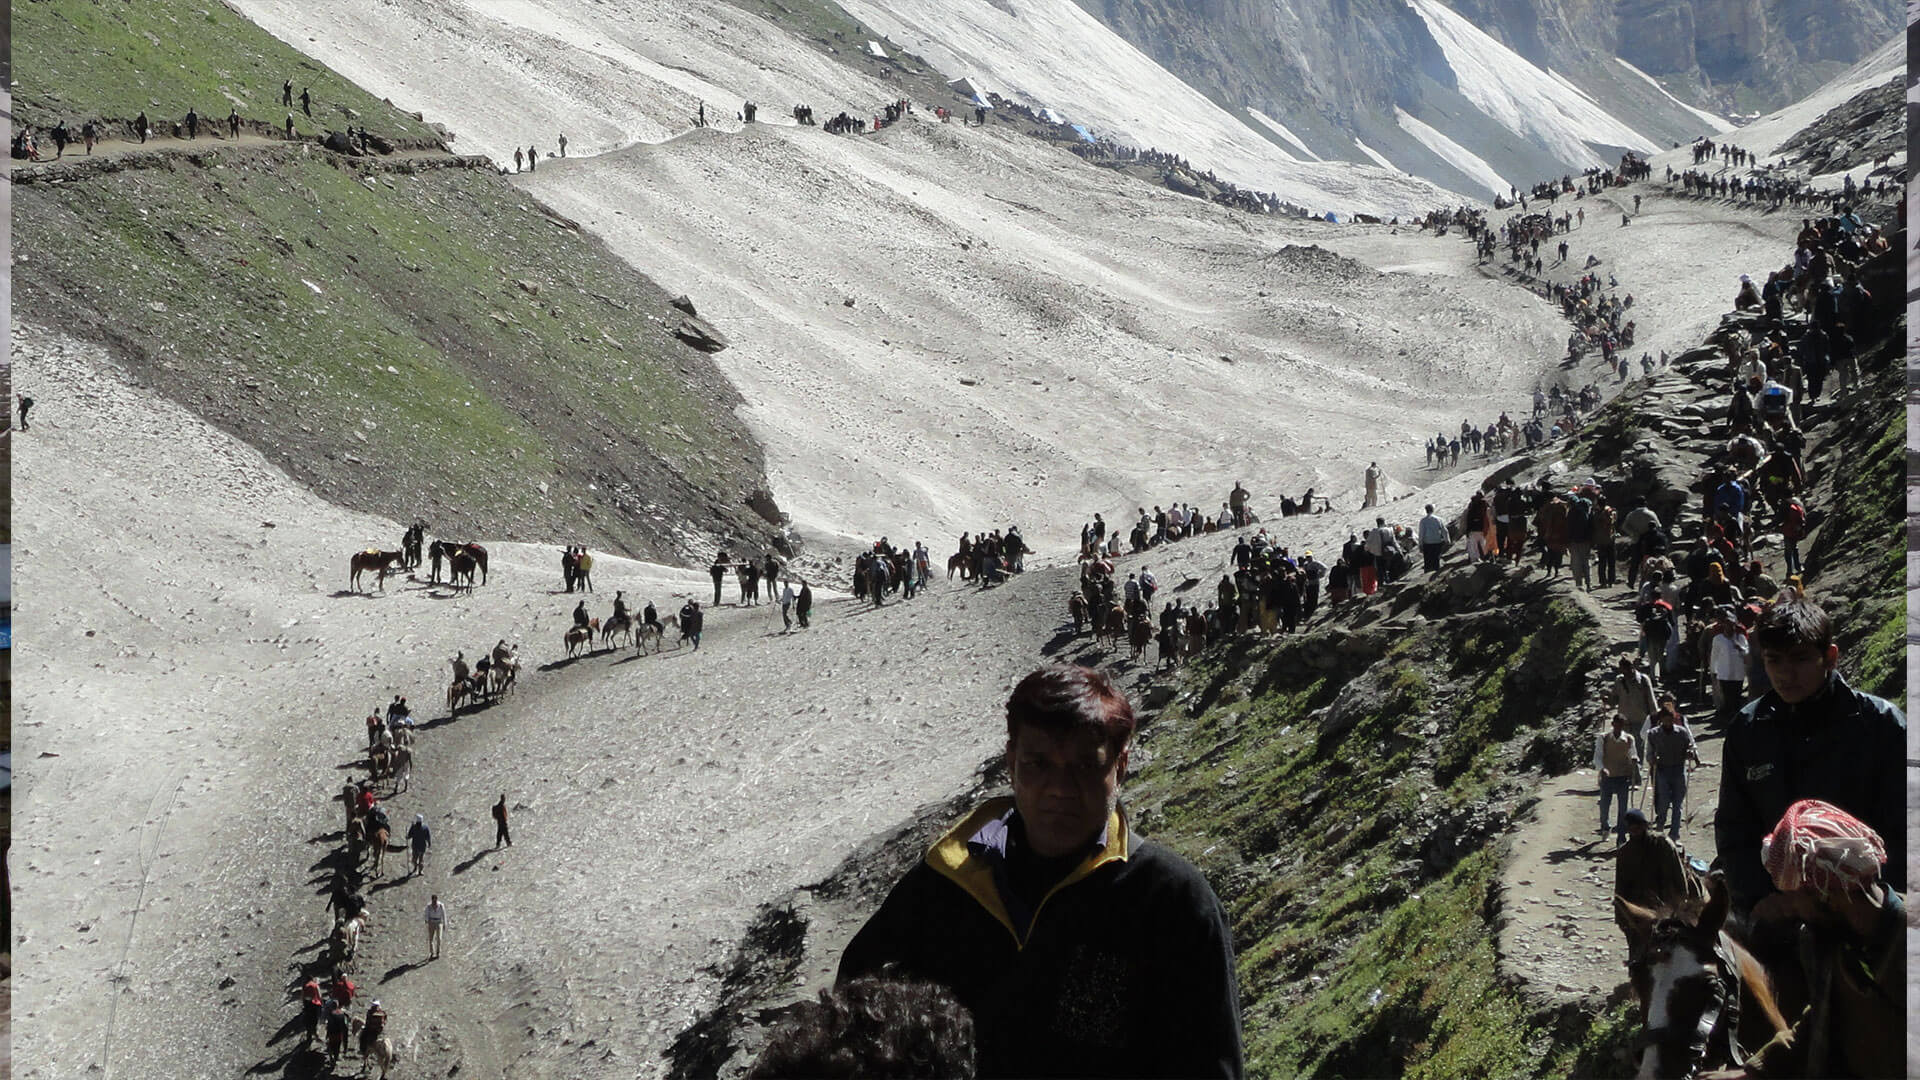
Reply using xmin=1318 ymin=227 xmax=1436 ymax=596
xmin=837 ymin=796 xmax=1243 ymax=1078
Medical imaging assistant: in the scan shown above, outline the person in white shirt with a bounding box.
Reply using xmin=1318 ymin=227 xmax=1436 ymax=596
xmin=1707 ymin=605 xmax=1749 ymax=725
xmin=780 ymin=580 xmax=798 ymax=632
xmin=425 ymin=895 xmax=448 ymax=960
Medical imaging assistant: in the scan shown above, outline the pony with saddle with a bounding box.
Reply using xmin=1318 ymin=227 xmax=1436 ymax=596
xmin=635 ymin=614 xmax=679 ymax=654
xmin=349 ymin=550 xmax=403 ymax=592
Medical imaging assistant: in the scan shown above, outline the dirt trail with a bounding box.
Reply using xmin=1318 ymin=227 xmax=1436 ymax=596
xmin=9 ymin=132 xmax=461 ymax=174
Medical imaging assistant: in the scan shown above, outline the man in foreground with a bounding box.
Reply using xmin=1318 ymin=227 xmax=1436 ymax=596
xmin=1714 ymin=596 xmax=1904 ymax=912
xmin=837 ymin=665 xmax=1243 ymax=1077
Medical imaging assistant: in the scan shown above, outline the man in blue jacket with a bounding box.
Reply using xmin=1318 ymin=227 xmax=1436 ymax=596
xmin=837 ymin=666 xmax=1243 ymax=1078
xmin=1714 ymin=596 xmax=1905 ymax=912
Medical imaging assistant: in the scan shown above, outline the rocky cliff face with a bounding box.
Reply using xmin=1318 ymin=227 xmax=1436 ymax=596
xmin=1072 ymin=0 xmax=1897 ymax=195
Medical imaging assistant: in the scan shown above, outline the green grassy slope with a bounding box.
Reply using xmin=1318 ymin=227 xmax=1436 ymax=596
xmin=14 ymin=148 xmax=773 ymax=559
xmin=12 ymin=0 xmax=441 ymax=141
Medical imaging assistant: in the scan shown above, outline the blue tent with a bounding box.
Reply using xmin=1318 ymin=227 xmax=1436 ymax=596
xmin=1323 ymin=211 xmax=1338 ymax=223
xmin=1071 ymin=124 xmax=1096 ymax=143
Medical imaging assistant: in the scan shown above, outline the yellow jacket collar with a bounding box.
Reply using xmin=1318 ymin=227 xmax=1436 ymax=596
xmin=925 ymin=796 xmax=1133 ymax=948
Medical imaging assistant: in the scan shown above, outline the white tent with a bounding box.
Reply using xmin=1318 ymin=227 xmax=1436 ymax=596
xmin=866 ymin=40 xmax=889 ymax=59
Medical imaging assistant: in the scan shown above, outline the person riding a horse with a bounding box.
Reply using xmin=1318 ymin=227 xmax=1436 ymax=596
xmin=361 ymin=1000 xmax=388 ymax=1057
xmin=574 ymin=600 xmax=590 ymax=630
xmin=642 ymin=600 xmax=660 ymax=631
xmin=612 ymin=591 xmax=629 ymax=623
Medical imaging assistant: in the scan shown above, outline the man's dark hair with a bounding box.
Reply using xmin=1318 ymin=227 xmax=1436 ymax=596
xmin=1005 ymin=665 xmax=1135 ymax=754
xmin=746 ymin=976 xmax=975 ymax=1079
xmin=1753 ymin=594 xmax=1833 ymax=652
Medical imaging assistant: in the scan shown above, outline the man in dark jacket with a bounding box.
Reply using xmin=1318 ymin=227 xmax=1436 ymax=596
xmin=838 ymin=666 xmax=1243 ymax=1078
xmin=1714 ymin=596 xmax=1905 ymax=912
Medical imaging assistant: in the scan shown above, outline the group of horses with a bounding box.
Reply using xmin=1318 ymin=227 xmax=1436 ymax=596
xmin=447 ymin=640 xmax=520 ymax=711
xmin=564 ymin=612 xmax=681 ymax=657
xmin=347 ymin=524 xmax=488 ymax=594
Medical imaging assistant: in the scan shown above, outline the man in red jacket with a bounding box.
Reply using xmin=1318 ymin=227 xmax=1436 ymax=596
xmin=837 ymin=666 xmax=1243 ymax=1078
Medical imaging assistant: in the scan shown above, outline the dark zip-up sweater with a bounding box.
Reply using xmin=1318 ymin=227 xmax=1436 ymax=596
xmin=837 ymin=797 xmax=1243 ymax=1078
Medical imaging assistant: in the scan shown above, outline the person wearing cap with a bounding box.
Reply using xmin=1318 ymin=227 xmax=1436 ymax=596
xmin=1714 ymin=597 xmax=1905 ymax=915
xmin=1737 ymin=800 xmax=1904 ymax=1077
xmin=361 ymin=999 xmax=389 ymax=1058
xmin=1734 ymin=273 xmax=1762 ymax=310
xmin=1297 ymin=549 xmax=1325 ymax=620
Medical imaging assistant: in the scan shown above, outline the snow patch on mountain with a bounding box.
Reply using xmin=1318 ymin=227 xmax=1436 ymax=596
xmin=1247 ymin=108 xmax=1318 ymax=161
xmin=834 ymin=0 xmax=1463 ymax=215
xmin=1613 ymin=57 xmax=1735 ymax=134
xmin=1408 ymin=0 xmax=1657 ymax=168
xmin=1353 ymin=138 xmax=1395 ymax=171
xmin=1395 ymin=107 xmax=1510 ymax=199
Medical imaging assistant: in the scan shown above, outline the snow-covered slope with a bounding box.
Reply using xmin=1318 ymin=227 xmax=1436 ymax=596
xmin=1407 ymin=0 xmax=1658 ymax=168
xmin=831 ymin=0 xmax=1461 ymax=216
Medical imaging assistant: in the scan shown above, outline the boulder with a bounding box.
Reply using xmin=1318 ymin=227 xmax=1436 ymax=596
xmin=670 ymin=294 xmax=698 ymax=316
xmin=673 ymin=316 xmax=730 ymax=353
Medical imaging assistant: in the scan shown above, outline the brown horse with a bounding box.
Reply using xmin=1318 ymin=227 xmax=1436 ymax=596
xmin=1128 ymin=616 xmax=1152 ymax=660
xmin=564 ymin=620 xmax=597 ymax=657
xmin=948 ymin=552 xmax=971 ymax=581
xmin=1614 ymin=874 xmax=1789 ymax=1079
xmin=349 ymin=550 xmax=403 ymax=592
xmin=449 ymin=549 xmax=478 ymax=592
xmin=369 ymin=825 xmax=392 ymax=877
xmin=447 ymin=677 xmax=470 ymax=713
xmin=1067 ymin=592 xmax=1088 ymax=634
xmin=1095 ymin=603 xmax=1126 ymax=648
xmin=601 ymin=612 xmax=634 ymax=649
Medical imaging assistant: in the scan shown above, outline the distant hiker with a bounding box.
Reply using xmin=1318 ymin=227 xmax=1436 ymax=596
xmin=561 ymin=545 xmax=576 ymax=591
xmin=684 ymin=601 xmax=705 ymax=649
xmin=557 ymin=132 xmax=567 ymax=157
xmin=514 ymin=147 xmax=524 ymax=173
xmin=81 ymin=120 xmax=97 ymax=154
xmin=527 ymin=145 xmax=537 ymax=171
xmin=406 ymin=813 xmax=432 ymax=875
xmin=780 ymin=579 xmax=797 ymax=631
xmin=17 ymin=394 xmax=33 ymax=431
xmin=710 ymin=551 xmax=729 ymax=605
xmin=185 ymin=107 xmax=199 ymax=139
xmin=698 ymin=101 xmax=707 ymax=127
xmin=228 ymin=107 xmax=240 ymax=138
xmin=1362 ymin=462 xmax=1381 ymax=508
xmin=1633 ymin=194 xmax=1641 ymax=213
xmin=50 ymin=121 xmax=68 ymax=158
xmin=492 ymin=794 xmax=512 ymax=848
xmin=424 ymin=894 xmax=447 ymax=959
xmin=135 ymin=111 xmax=151 ymax=143
xmin=283 ymin=78 xmax=295 ymax=107
xmin=286 ymin=113 xmax=296 ymax=140
xmin=300 ymin=87 xmax=312 ymax=117
xmin=796 ymin=579 xmax=813 ymax=629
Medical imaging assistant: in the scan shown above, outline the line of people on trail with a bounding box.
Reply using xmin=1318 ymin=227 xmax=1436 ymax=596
xmin=305 ymin=693 xmax=439 ymax=1073
xmin=709 ymin=547 xmax=792 ymax=607
xmin=1589 ymin=205 xmax=1901 ymax=1075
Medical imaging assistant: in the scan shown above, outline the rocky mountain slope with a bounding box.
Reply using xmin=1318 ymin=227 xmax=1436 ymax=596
xmin=1070 ymin=0 xmax=1898 ymax=193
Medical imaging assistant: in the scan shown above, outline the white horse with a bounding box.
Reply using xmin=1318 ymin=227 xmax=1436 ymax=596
xmin=635 ymin=615 xmax=680 ymax=654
